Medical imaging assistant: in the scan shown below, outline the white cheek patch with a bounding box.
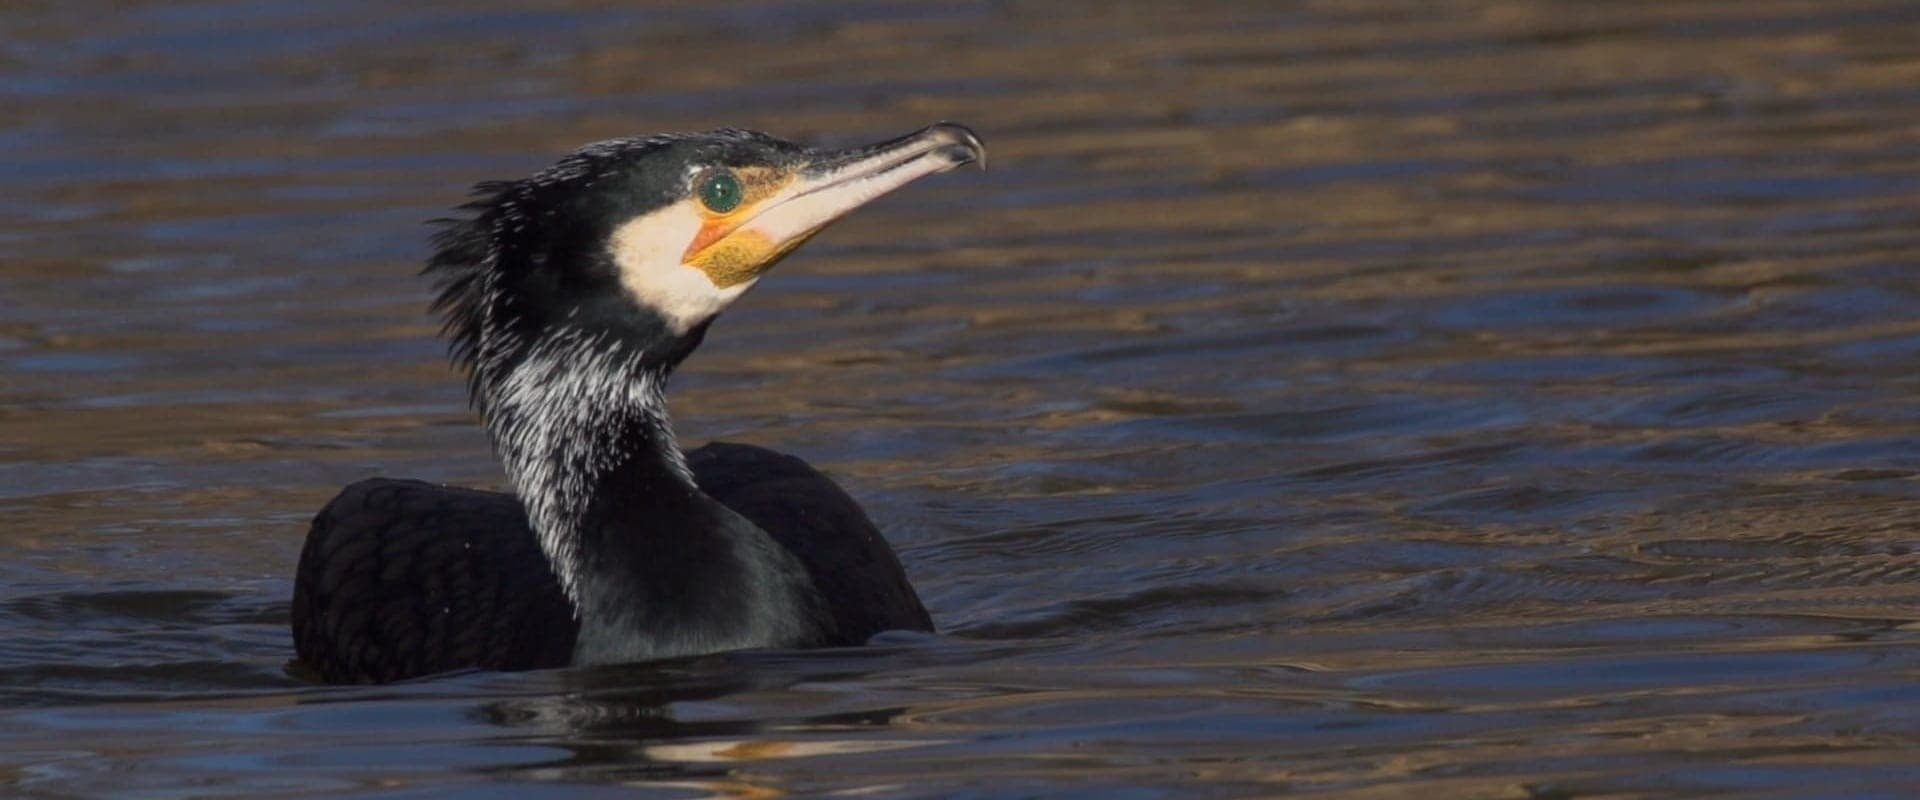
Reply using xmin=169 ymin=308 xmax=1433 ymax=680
xmin=608 ymin=203 xmax=758 ymax=334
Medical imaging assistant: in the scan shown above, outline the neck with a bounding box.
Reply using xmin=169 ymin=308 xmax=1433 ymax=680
xmin=481 ymin=335 xmax=822 ymax=664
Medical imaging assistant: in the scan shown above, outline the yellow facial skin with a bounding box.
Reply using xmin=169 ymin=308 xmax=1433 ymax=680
xmin=683 ymin=167 xmax=798 ymax=288
xmin=674 ymin=123 xmax=985 ymax=292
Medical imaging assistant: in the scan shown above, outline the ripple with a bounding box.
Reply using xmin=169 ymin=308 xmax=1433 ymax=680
xmin=1423 ymin=285 xmax=1721 ymax=332
xmin=1351 ymin=649 xmax=1878 ymax=696
xmin=6 ymin=0 xmax=1920 ymax=795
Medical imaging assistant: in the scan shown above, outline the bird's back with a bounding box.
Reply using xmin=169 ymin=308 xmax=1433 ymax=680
xmin=291 ymin=443 xmax=930 ymax=683
xmin=291 ymin=479 xmax=577 ymax=683
xmin=688 ymin=442 xmax=933 ymax=638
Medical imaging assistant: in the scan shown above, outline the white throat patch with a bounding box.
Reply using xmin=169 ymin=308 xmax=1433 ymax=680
xmin=608 ymin=204 xmax=757 ymax=334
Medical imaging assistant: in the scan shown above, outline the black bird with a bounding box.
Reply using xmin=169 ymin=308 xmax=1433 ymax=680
xmin=291 ymin=123 xmax=984 ymax=684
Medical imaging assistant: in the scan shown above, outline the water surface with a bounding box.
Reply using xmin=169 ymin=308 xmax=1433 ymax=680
xmin=4 ymin=0 xmax=1920 ymax=796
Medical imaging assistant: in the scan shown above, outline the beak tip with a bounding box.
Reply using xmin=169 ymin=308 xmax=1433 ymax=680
xmin=927 ymin=121 xmax=987 ymax=171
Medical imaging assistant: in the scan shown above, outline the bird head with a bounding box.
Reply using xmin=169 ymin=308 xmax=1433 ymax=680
xmin=427 ymin=123 xmax=985 ymax=406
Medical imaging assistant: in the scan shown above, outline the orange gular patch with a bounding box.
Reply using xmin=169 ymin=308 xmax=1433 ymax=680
xmin=688 ymin=229 xmax=776 ymax=288
xmin=683 ymin=168 xmax=797 ymax=288
xmin=688 ymin=227 xmax=824 ymax=288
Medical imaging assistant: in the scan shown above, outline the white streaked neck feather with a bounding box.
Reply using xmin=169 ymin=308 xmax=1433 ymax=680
xmin=483 ymin=332 xmax=691 ymax=609
xmin=477 ymin=331 xmax=822 ymax=665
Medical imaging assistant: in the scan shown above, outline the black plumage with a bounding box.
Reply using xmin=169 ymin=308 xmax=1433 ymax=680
xmin=289 ymin=124 xmax=981 ymax=683
xmin=292 ymin=478 xmax=575 ymax=682
xmin=292 ymin=443 xmax=927 ymax=684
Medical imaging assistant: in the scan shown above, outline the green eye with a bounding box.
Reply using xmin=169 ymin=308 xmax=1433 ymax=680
xmin=698 ymin=170 xmax=743 ymax=213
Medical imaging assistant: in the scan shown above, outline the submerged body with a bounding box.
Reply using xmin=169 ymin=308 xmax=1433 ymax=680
xmin=291 ymin=124 xmax=982 ymax=683
xmin=293 ymin=443 xmax=928 ymax=684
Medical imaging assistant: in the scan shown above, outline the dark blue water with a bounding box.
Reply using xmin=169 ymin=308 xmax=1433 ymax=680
xmin=3 ymin=1 xmax=1919 ymax=796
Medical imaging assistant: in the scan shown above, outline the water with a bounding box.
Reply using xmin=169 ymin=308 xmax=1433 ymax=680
xmin=4 ymin=0 xmax=1920 ymax=796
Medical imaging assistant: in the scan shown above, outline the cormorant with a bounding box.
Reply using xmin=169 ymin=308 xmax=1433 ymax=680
xmin=291 ymin=123 xmax=984 ymax=684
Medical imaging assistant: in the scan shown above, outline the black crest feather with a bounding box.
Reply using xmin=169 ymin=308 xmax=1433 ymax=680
xmin=423 ymin=182 xmax=511 ymax=411
xmin=421 ymin=136 xmax=684 ymax=411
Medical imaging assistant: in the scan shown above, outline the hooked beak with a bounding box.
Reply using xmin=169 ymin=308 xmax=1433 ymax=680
xmin=683 ymin=123 xmax=985 ymax=284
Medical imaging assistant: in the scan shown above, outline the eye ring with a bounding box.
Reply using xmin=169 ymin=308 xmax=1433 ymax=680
xmin=697 ymin=169 xmax=744 ymax=214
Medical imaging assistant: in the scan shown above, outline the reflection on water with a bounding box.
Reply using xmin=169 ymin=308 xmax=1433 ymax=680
xmin=4 ymin=0 xmax=1920 ymax=795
